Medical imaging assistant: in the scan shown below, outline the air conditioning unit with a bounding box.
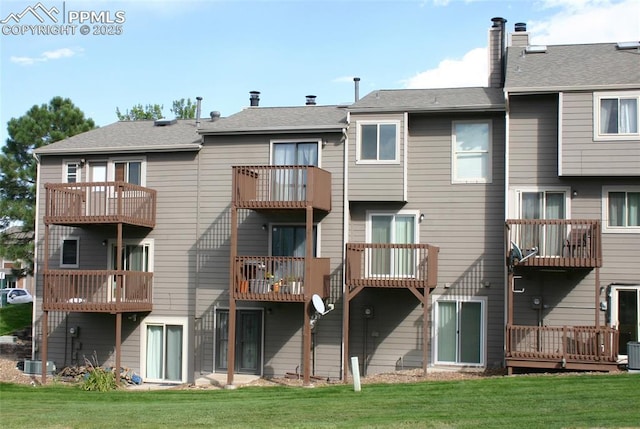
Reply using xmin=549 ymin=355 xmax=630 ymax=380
xmin=23 ymin=360 xmax=56 ymax=375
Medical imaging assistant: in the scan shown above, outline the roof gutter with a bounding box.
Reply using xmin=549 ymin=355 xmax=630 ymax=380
xmin=198 ymin=125 xmax=346 ymax=136
xmin=35 ymin=143 xmax=203 ymax=156
xmin=506 ymin=83 xmax=640 ymax=93
xmin=347 ymin=105 xmax=505 ymax=114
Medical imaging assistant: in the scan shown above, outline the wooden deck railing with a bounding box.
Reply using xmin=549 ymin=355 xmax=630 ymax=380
xmin=345 ymin=243 xmax=439 ymax=289
xmin=232 ymin=166 xmax=331 ymax=212
xmin=232 ymin=256 xmax=330 ymax=301
xmin=42 ymin=270 xmax=153 ymax=312
xmin=506 ymin=219 xmax=601 ymax=268
xmin=44 ymin=182 xmax=156 ymax=228
xmin=506 ymin=325 xmax=618 ymax=363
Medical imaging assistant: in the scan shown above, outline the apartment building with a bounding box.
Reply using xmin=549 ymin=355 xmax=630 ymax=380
xmin=504 ymin=26 xmax=640 ymax=373
xmin=31 ymin=18 xmax=639 ymax=385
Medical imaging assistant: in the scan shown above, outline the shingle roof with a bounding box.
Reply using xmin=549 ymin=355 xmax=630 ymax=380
xmin=198 ymin=105 xmax=348 ymax=134
xmin=349 ymin=87 xmax=505 ymax=112
xmin=35 ymin=119 xmax=202 ymax=155
xmin=505 ymin=42 xmax=640 ymax=91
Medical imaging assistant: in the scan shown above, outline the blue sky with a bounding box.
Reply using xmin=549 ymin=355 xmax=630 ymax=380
xmin=1 ymin=0 xmax=639 ymax=144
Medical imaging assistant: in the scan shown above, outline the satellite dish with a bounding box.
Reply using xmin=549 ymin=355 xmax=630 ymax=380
xmin=510 ymin=241 xmax=524 ymax=262
xmin=312 ymin=294 xmax=325 ymax=314
xmin=510 ymin=241 xmax=538 ymax=265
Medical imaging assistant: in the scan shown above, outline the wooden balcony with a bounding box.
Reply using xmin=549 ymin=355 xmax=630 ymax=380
xmin=506 ymin=324 xmax=619 ymax=372
xmin=506 ymin=219 xmax=602 ymax=269
xmin=232 ymin=166 xmax=331 ymax=212
xmin=232 ymin=256 xmax=330 ymax=302
xmin=345 ymin=243 xmax=439 ymax=289
xmin=42 ymin=270 xmax=153 ymax=312
xmin=44 ymin=182 xmax=156 ymax=228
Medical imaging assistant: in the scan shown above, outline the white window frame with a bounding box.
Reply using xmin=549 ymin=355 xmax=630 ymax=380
xmin=509 ymin=186 xmax=572 ymax=219
xmin=270 ymin=139 xmax=322 ymax=167
xmin=108 ymin=156 xmax=147 ymax=186
xmin=609 ymin=284 xmax=640 ymax=360
xmin=593 ymin=91 xmax=640 ymax=141
xmin=60 ymin=236 xmax=79 ymax=268
xmin=62 ymin=160 xmax=82 ymax=183
xmin=140 ymin=316 xmax=189 ymax=384
xmin=106 ymin=238 xmax=154 ymax=272
xmin=451 ymin=120 xmax=492 ymax=184
xmin=602 ymin=186 xmax=640 ymax=234
xmin=365 ymin=209 xmax=419 ymax=278
xmin=356 ymin=120 xmax=400 ymax=164
xmin=432 ymin=294 xmax=487 ymax=368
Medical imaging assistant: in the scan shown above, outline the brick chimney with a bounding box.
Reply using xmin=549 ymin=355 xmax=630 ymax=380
xmin=488 ymin=17 xmax=507 ymax=88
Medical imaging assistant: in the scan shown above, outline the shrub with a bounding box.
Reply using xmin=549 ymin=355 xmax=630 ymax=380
xmin=80 ymin=353 xmax=121 ymax=392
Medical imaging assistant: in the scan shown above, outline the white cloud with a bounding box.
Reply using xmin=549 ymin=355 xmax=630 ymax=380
xmin=332 ymin=76 xmax=358 ymax=83
xmin=403 ymin=0 xmax=639 ymax=89
xmin=403 ymin=47 xmax=487 ymax=89
xmin=530 ymin=0 xmax=640 ymax=45
xmin=10 ymin=47 xmax=83 ymax=66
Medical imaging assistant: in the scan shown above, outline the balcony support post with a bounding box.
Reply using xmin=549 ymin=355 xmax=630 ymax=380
xmin=41 ymin=310 xmax=48 ymax=384
xmin=227 ymin=204 xmax=238 ymax=388
xmin=115 ymin=312 xmax=122 ymax=382
xmin=303 ymin=205 xmax=313 ymax=386
xmin=422 ymin=287 xmax=429 ymax=375
xmin=594 ymin=267 xmax=600 ymax=326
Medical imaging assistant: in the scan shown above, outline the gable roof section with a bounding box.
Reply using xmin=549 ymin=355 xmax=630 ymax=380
xmin=198 ymin=105 xmax=348 ymax=135
xmin=505 ymin=42 xmax=640 ymax=92
xmin=349 ymin=87 xmax=505 ymax=113
xmin=35 ymin=119 xmax=202 ymax=156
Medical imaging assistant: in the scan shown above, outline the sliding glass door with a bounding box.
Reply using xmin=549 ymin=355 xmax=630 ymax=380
xmin=272 ymin=142 xmax=318 ymax=201
xmin=435 ymin=299 xmax=484 ymax=365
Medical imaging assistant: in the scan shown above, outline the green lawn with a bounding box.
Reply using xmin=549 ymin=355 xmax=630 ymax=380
xmin=0 ymin=302 xmax=32 ymax=336
xmin=1 ymin=373 xmax=638 ymax=428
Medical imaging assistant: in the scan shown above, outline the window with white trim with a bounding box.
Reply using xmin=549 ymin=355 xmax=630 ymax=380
xmin=357 ymin=121 xmax=399 ymax=162
xmin=594 ymin=92 xmax=640 ymax=140
xmin=602 ymin=186 xmax=640 ymax=233
xmin=60 ymin=237 xmax=79 ymax=268
xmin=511 ymin=187 xmax=570 ymax=257
xmin=141 ymin=316 xmax=188 ymax=383
xmin=433 ymin=296 xmax=486 ymax=367
xmin=366 ymin=211 xmax=418 ymax=278
xmin=452 ymin=121 xmax=492 ymax=183
xmin=114 ymin=160 xmax=142 ymax=185
xmin=64 ymin=161 xmax=81 ymax=183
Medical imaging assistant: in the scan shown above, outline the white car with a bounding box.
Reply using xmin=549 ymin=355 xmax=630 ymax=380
xmin=3 ymin=288 xmax=33 ymax=304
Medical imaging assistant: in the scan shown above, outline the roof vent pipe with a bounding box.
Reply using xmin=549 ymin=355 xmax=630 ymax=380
xmin=249 ymin=91 xmax=260 ymax=107
xmin=353 ymin=77 xmax=361 ymax=102
xmin=195 ymin=96 xmax=203 ymax=127
xmin=210 ymin=111 xmax=221 ymax=122
xmin=305 ymin=95 xmax=317 ymax=106
xmin=514 ymin=22 xmax=527 ymax=32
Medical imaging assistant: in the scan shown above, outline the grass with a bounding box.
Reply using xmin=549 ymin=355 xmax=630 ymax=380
xmin=1 ymin=373 xmax=639 ymax=428
xmin=0 ymin=302 xmax=32 ymax=336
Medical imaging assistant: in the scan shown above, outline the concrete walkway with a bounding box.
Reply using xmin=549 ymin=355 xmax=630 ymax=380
xmin=195 ymin=372 xmax=260 ymax=389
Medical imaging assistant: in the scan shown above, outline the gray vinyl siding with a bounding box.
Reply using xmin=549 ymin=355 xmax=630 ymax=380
xmin=348 ymin=113 xmax=405 ymax=202
xmin=561 ymin=91 xmax=640 ymax=176
xmin=509 ymin=94 xmax=560 ymax=186
xmin=196 ymin=132 xmax=344 ymax=379
xmin=347 ymin=112 xmax=506 ymax=369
